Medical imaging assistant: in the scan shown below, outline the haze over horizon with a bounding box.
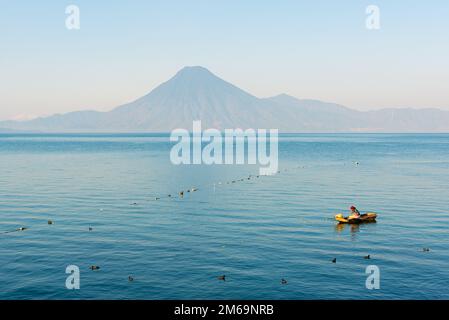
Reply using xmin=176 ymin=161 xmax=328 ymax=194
xmin=5 ymin=64 xmax=449 ymax=122
xmin=1 ymin=0 xmax=449 ymax=121
xmin=2 ymin=65 xmax=449 ymax=133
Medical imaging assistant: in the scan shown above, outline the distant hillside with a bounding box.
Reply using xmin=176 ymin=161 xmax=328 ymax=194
xmin=1 ymin=66 xmax=449 ymax=132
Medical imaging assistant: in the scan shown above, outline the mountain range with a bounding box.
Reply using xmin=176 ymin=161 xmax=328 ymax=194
xmin=2 ymin=66 xmax=449 ymax=132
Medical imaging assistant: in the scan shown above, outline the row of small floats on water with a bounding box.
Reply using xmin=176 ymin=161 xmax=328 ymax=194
xmin=3 ymin=165 xmax=381 ymax=236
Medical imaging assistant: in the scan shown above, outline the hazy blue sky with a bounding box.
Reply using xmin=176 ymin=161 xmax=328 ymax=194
xmin=1 ymin=0 xmax=448 ymax=120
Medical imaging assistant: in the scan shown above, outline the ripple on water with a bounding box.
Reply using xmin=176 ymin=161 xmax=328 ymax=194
xmin=1 ymin=134 xmax=449 ymax=299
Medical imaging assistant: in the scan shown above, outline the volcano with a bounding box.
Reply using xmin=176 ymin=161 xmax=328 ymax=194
xmin=2 ymin=66 xmax=449 ymax=132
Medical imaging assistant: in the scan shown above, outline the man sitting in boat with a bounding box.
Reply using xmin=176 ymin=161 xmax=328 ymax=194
xmin=335 ymin=208 xmax=377 ymax=224
xmin=349 ymin=206 xmax=361 ymax=219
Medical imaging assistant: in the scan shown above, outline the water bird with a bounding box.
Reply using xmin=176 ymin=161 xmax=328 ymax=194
xmin=1 ymin=227 xmax=27 ymax=234
xmin=217 ymin=275 xmax=226 ymax=281
xmin=191 ymin=188 xmax=198 ymax=192
xmin=423 ymin=248 xmax=430 ymax=252
xmin=128 ymin=276 xmax=134 ymax=282
xmin=155 ymin=197 xmax=160 ymax=200
xmin=179 ymin=191 xmax=184 ymax=198
xmin=168 ymin=194 xmax=172 ymax=198
xmin=364 ymin=255 xmax=371 ymax=259
xmin=88 ymin=227 xmax=93 ymax=231
xmin=47 ymin=220 xmax=53 ymax=225
xmin=281 ymin=279 xmax=288 ymax=285
xmin=90 ymin=265 xmax=100 ymax=271
xmin=332 ymin=258 xmax=337 ymax=263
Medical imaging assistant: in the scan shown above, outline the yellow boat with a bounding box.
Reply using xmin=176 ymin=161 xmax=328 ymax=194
xmin=335 ymin=212 xmax=377 ymax=224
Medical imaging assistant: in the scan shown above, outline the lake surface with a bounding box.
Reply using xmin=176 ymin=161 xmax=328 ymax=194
xmin=0 ymin=133 xmax=448 ymax=299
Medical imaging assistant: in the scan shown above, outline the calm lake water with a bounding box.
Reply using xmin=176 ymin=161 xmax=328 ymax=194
xmin=0 ymin=133 xmax=448 ymax=300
